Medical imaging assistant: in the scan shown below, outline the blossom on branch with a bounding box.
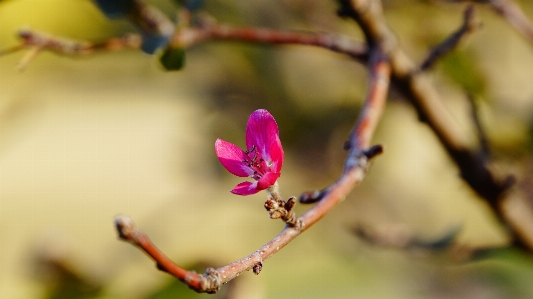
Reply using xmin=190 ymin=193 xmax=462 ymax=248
xmin=215 ymin=109 xmax=284 ymax=195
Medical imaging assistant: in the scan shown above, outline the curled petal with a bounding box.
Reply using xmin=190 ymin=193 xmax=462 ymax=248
xmin=245 ymin=109 xmax=282 ymax=162
xmin=256 ymin=172 xmax=281 ymax=190
xmin=215 ymin=139 xmax=253 ymax=177
xmin=268 ymin=135 xmax=284 ymax=173
xmin=231 ymin=181 xmax=260 ymax=195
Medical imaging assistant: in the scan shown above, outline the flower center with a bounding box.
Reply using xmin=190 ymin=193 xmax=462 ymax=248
xmin=242 ymin=145 xmax=272 ymax=180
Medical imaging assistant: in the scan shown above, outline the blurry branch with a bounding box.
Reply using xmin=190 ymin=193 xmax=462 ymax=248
xmin=1 ymin=21 xmax=368 ymax=71
xmin=444 ymin=0 xmax=533 ymax=46
xmin=113 ymin=49 xmax=390 ymax=293
xmin=466 ymin=93 xmax=490 ymax=161
xmin=0 ymin=29 xmax=142 ymax=71
xmin=353 ymin=223 xmax=460 ymax=251
xmin=337 ymin=0 xmax=533 ymax=251
xmin=489 ymin=0 xmax=533 ymax=45
xmin=420 ymin=5 xmax=481 ymax=71
xmin=171 ymin=16 xmax=368 ymax=62
xmin=347 ymin=50 xmax=390 ymax=151
xmin=353 ymin=222 xmax=517 ymax=263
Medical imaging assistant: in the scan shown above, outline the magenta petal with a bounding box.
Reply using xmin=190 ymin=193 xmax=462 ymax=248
xmin=245 ymin=109 xmax=281 ymax=161
xmin=231 ymin=181 xmax=260 ymax=195
xmin=215 ymin=139 xmax=253 ymax=177
xmin=256 ymin=172 xmax=280 ymax=190
xmin=269 ymin=135 xmax=284 ymax=172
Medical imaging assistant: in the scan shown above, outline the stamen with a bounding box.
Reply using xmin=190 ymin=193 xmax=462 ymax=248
xmin=242 ymin=143 xmax=275 ymax=180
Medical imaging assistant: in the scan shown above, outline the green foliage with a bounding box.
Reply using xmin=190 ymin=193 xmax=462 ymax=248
xmin=93 ymin=0 xmax=134 ymax=19
xmin=159 ymin=47 xmax=186 ymax=71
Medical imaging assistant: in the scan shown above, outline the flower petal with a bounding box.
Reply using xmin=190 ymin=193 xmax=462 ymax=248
xmin=245 ymin=109 xmax=282 ymax=162
xmin=268 ymin=135 xmax=284 ymax=172
xmin=215 ymin=139 xmax=253 ymax=177
xmin=231 ymin=181 xmax=260 ymax=195
xmin=256 ymin=172 xmax=280 ymax=190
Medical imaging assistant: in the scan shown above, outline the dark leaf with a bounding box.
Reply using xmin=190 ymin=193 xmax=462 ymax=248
xmin=159 ymin=47 xmax=186 ymax=71
xmin=92 ymin=0 xmax=135 ymax=18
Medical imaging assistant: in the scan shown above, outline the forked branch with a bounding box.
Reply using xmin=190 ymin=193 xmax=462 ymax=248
xmin=420 ymin=5 xmax=481 ymax=71
xmin=338 ymin=0 xmax=533 ymax=251
xmin=445 ymin=0 xmax=533 ymax=46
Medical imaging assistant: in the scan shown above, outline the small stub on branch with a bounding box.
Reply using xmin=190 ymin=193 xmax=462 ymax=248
xmin=363 ymin=144 xmax=384 ymax=159
xmin=299 ymin=189 xmax=325 ymax=204
xmin=252 ymin=262 xmax=263 ymax=275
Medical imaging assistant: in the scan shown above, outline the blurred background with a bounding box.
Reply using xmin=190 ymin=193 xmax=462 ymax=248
xmin=1 ymin=0 xmax=533 ymax=298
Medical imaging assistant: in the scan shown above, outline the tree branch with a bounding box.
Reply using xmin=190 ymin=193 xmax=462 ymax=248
xmin=2 ymin=21 xmax=368 ymax=70
xmin=420 ymin=5 xmax=481 ymax=71
xmin=115 ymin=146 xmax=383 ymax=293
xmin=113 ymin=42 xmax=391 ymax=292
xmin=337 ymin=0 xmax=533 ymax=251
xmin=1 ymin=29 xmax=142 ymax=71
xmin=444 ymin=0 xmax=533 ymax=46
xmin=171 ymin=19 xmax=368 ymax=62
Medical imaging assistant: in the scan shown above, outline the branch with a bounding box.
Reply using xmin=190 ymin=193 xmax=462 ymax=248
xmin=466 ymin=93 xmax=490 ymax=161
xmin=347 ymin=50 xmax=390 ymax=151
xmin=1 ymin=29 xmax=142 ymax=71
xmin=489 ymin=0 xmax=533 ymax=45
xmin=353 ymin=223 xmax=460 ymax=251
xmin=114 ymin=216 xmax=218 ymax=293
xmin=114 ymin=46 xmax=391 ymax=292
xmin=115 ymin=148 xmax=383 ymax=293
xmin=420 ymin=5 xmax=481 ymax=71
xmin=170 ymin=18 xmax=368 ymax=62
xmin=337 ymin=0 xmax=533 ymax=251
xmin=444 ymin=0 xmax=533 ymax=46
xmin=3 ymin=22 xmax=368 ymax=70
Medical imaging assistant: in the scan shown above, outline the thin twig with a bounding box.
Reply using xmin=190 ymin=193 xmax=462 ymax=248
xmin=489 ymin=0 xmax=533 ymax=45
xmin=115 ymin=216 xmax=218 ymax=293
xmin=171 ymin=22 xmax=368 ymax=62
xmin=0 ymin=29 xmax=142 ymax=71
xmin=420 ymin=5 xmax=481 ymax=71
xmin=444 ymin=0 xmax=533 ymax=46
xmin=4 ymin=25 xmax=367 ymax=70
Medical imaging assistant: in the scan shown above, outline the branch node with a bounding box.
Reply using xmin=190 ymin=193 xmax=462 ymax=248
xmin=202 ymin=268 xmax=221 ymax=294
xmin=252 ymin=262 xmax=263 ymax=275
xmin=344 ymin=148 xmax=370 ymax=173
xmin=264 ymin=196 xmax=299 ymax=227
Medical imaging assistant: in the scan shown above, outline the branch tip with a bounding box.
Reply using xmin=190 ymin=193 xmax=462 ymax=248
xmin=114 ymin=215 xmax=136 ymax=240
xmin=299 ymin=189 xmax=325 ymax=204
xmin=363 ymin=144 xmax=384 ymax=159
xmin=284 ymin=196 xmax=297 ymax=212
xmin=419 ymin=4 xmax=480 ymax=71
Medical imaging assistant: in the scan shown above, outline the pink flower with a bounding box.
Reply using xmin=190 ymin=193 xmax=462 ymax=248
xmin=215 ymin=109 xmax=284 ymax=195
